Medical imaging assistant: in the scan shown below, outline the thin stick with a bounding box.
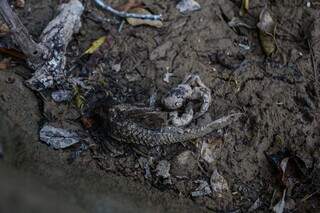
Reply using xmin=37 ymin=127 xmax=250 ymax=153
xmin=94 ymin=0 xmax=162 ymax=20
xmin=0 ymin=0 xmax=45 ymax=64
xmin=308 ymin=39 xmax=320 ymax=101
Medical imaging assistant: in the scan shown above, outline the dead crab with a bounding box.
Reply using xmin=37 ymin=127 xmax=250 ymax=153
xmin=162 ymin=74 xmax=212 ymax=127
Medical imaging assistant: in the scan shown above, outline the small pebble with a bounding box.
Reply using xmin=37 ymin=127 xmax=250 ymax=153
xmin=155 ymin=160 xmax=171 ymax=179
xmin=306 ymin=1 xmax=311 ymax=8
xmin=15 ymin=0 xmax=25 ymax=8
xmin=51 ymin=90 xmax=73 ymax=103
xmin=176 ymin=0 xmax=201 ymax=13
xmin=248 ymin=198 xmax=262 ymax=212
xmin=210 ymin=169 xmax=230 ymax=198
xmin=112 ymin=63 xmax=121 ymax=72
xmin=138 ymin=157 xmax=152 ymax=179
xmin=191 ymin=180 xmax=212 ymax=197
xmin=163 ymin=72 xmax=173 ymax=83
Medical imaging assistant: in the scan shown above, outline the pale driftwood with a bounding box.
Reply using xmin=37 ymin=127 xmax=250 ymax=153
xmin=0 ymin=0 xmax=84 ymax=91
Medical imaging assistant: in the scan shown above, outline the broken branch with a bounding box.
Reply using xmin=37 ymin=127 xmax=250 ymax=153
xmin=0 ymin=0 xmax=46 ymax=66
xmin=94 ymin=0 xmax=162 ymax=20
xmin=0 ymin=0 xmax=84 ymax=91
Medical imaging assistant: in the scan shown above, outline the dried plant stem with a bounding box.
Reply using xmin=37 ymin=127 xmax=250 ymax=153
xmin=94 ymin=0 xmax=162 ymax=20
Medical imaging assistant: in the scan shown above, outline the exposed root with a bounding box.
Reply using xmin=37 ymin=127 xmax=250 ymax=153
xmin=0 ymin=0 xmax=84 ymax=91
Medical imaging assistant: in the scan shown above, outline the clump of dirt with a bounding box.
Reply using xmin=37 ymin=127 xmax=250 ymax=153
xmin=1 ymin=0 xmax=320 ymax=212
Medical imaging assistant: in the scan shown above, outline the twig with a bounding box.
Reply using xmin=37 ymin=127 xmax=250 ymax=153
xmin=301 ymin=189 xmax=320 ymax=202
xmin=94 ymin=0 xmax=162 ymax=20
xmin=308 ymin=39 xmax=320 ymax=101
xmin=0 ymin=0 xmax=46 ymax=66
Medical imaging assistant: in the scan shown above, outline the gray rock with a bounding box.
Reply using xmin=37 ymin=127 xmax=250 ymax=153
xmin=138 ymin=157 xmax=152 ymax=179
xmin=112 ymin=63 xmax=121 ymax=73
xmin=40 ymin=125 xmax=80 ymax=149
xmin=210 ymin=169 xmax=230 ymax=198
xmin=176 ymin=0 xmax=201 ymax=13
xmin=155 ymin=160 xmax=171 ymax=179
xmin=51 ymin=90 xmax=73 ymax=102
xmin=149 ymin=41 xmax=172 ymax=60
xmin=199 ymin=138 xmax=224 ymax=165
xmin=248 ymin=198 xmax=262 ymax=212
xmin=191 ymin=180 xmax=212 ymax=197
xmin=171 ymin=150 xmax=199 ymax=178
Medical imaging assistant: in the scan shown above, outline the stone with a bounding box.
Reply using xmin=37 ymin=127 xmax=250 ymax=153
xmin=191 ymin=180 xmax=212 ymax=197
xmin=176 ymin=0 xmax=201 ymax=13
xmin=171 ymin=150 xmax=199 ymax=178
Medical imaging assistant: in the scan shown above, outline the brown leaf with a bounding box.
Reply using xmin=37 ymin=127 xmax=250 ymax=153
xmin=240 ymin=0 xmax=249 ymax=16
xmin=265 ymin=150 xmax=307 ymax=189
xmin=117 ymin=0 xmax=144 ymax=12
xmin=0 ymin=41 xmax=26 ymax=60
xmin=15 ymin=0 xmax=25 ymax=8
xmin=0 ymin=58 xmax=11 ymax=70
xmin=257 ymin=8 xmax=277 ymax=56
xmin=0 ymin=21 xmax=9 ymax=36
xmin=81 ymin=117 xmax=95 ymax=129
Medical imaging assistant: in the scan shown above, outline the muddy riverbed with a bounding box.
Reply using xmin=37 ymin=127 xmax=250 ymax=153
xmin=1 ymin=0 xmax=320 ymax=212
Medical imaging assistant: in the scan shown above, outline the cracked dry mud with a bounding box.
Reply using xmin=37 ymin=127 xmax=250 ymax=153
xmin=1 ymin=0 xmax=320 ymax=212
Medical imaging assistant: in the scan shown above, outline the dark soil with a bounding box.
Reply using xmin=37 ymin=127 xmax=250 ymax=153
xmin=1 ymin=0 xmax=320 ymax=212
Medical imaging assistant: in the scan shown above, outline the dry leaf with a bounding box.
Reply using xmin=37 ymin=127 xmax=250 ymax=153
xmin=15 ymin=0 xmax=25 ymax=8
xmin=0 ymin=21 xmax=9 ymax=36
xmin=83 ymin=36 xmax=108 ymax=55
xmin=240 ymin=0 xmax=249 ymax=16
xmin=273 ymin=189 xmax=286 ymax=213
xmin=118 ymin=0 xmax=144 ymax=12
xmin=0 ymin=58 xmax=11 ymax=70
xmin=126 ymin=8 xmax=163 ymax=28
xmin=257 ymin=8 xmax=276 ymax=56
xmin=0 ymin=41 xmax=26 ymax=59
xmin=81 ymin=117 xmax=95 ymax=129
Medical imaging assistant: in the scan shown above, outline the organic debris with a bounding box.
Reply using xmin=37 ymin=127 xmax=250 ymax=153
xmin=138 ymin=157 xmax=152 ymax=179
xmin=117 ymin=0 xmax=142 ymax=12
xmin=248 ymin=198 xmax=263 ymax=212
xmin=126 ymin=8 xmax=163 ymax=28
xmin=176 ymin=0 xmax=201 ymax=13
xmin=0 ymin=21 xmax=9 ymax=36
xmin=199 ymin=138 xmax=223 ymax=164
xmin=171 ymin=150 xmax=199 ymax=178
xmin=150 ymin=41 xmax=173 ymax=60
xmin=94 ymin=0 xmax=162 ymax=20
xmin=240 ymin=0 xmax=249 ymax=16
xmin=228 ymin=17 xmax=254 ymax=30
xmin=163 ymin=72 xmax=173 ymax=83
xmin=15 ymin=0 xmax=25 ymax=8
xmin=257 ymin=8 xmax=277 ymax=56
xmin=73 ymin=85 xmax=86 ymax=110
xmin=210 ymin=169 xmax=230 ymax=198
xmin=0 ymin=43 xmax=26 ymax=60
xmin=40 ymin=125 xmax=80 ymax=149
xmin=0 ymin=58 xmax=11 ymax=70
xmin=273 ymin=189 xmax=286 ymax=213
xmin=83 ymin=36 xmax=108 ymax=55
xmin=155 ymin=160 xmax=171 ymax=179
xmin=111 ymin=63 xmax=121 ymax=72
xmin=67 ymin=143 xmax=89 ymax=163
xmin=191 ymin=180 xmax=212 ymax=197
xmin=265 ymin=150 xmax=307 ymax=189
